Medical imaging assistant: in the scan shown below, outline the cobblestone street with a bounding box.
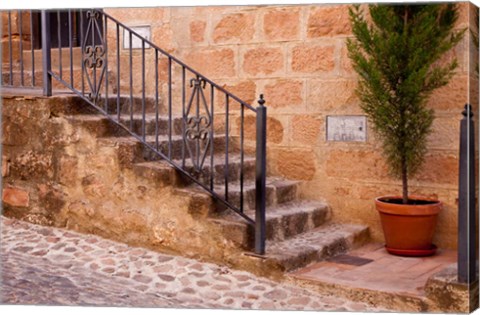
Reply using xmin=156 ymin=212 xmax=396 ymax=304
xmin=0 ymin=216 xmax=380 ymax=311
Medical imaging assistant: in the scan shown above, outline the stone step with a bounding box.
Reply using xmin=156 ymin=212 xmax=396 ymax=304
xmin=2 ymin=71 xmax=174 ymax=117
xmin=132 ymin=153 xmax=256 ymax=188
xmin=263 ymin=223 xmax=370 ymax=272
xmin=175 ymin=153 xmax=257 ymax=186
xmin=1 ymin=39 xmax=34 ymax=65
xmin=211 ymin=200 xmax=331 ymax=248
xmin=213 ymin=177 xmax=300 ymax=212
xmin=48 ymin=95 xmax=166 ymax=117
xmin=67 ymin=114 xmax=183 ymax=138
xmin=22 ymin=47 xmax=83 ymax=71
xmin=248 ymin=200 xmax=331 ymax=241
xmin=98 ymin=134 xmax=232 ymax=166
xmin=1 ymin=68 xmax=117 ymax=94
xmin=91 ymin=96 xmax=167 ymax=116
xmin=132 ymin=161 xmax=180 ymax=188
xmin=172 ymin=176 xmax=299 ymax=219
xmin=1 ymin=69 xmax=50 ymax=90
xmin=287 ymin=244 xmax=461 ymax=312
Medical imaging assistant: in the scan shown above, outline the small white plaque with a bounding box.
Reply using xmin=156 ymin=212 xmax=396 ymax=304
xmin=326 ymin=115 xmax=367 ymax=142
xmin=123 ymin=26 xmax=151 ymax=49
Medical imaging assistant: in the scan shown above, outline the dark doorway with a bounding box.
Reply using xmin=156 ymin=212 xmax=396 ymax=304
xmin=32 ymin=10 xmax=103 ymax=49
xmin=50 ymin=11 xmax=78 ymax=48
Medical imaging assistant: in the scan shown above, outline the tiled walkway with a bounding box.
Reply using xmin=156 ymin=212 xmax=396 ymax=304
xmin=0 ymin=216 xmax=381 ymax=311
xmin=292 ymin=243 xmax=456 ymax=297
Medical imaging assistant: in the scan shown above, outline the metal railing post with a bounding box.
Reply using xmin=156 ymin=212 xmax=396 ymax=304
xmin=255 ymin=94 xmax=267 ymax=255
xmin=458 ymin=104 xmax=477 ymax=284
xmin=41 ymin=10 xmax=52 ymax=96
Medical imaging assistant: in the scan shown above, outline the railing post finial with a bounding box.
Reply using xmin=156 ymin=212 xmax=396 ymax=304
xmin=462 ymin=103 xmax=473 ymax=118
xmin=258 ymin=94 xmax=266 ymax=107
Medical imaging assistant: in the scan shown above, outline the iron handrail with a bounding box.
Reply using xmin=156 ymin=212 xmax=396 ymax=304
xmin=102 ymin=11 xmax=257 ymax=113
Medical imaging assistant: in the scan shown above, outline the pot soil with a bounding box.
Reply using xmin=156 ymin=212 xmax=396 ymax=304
xmin=375 ymin=196 xmax=442 ymax=257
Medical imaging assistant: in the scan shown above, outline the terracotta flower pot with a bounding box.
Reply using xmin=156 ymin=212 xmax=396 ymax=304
xmin=375 ymin=196 xmax=442 ymax=256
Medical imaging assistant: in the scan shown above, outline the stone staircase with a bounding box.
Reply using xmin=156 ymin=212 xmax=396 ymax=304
xmin=64 ymin=95 xmax=370 ymax=274
xmin=1 ymin=28 xmax=370 ymax=274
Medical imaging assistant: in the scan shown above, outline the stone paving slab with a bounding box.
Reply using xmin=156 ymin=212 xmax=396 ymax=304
xmin=0 ymin=216 xmax=382 ymax=311
xmin=291 ymin=243 xmax=456 ymax=296
xmin=289 ymin=243 xmax=460 ymax=312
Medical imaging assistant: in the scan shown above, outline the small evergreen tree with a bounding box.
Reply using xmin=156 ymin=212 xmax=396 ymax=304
xmin=347 ymin=4 xmax=465 ymax=204
xmin=472 ymin=7 xmax=479 ymax=75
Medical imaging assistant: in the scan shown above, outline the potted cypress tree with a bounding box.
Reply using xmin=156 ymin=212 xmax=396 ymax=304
xmin=347 ymin=4 xmax=465 ymax=256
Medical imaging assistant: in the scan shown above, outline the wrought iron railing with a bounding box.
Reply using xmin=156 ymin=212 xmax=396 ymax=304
xmin=1 ymin=9 xmax=267 ymax=255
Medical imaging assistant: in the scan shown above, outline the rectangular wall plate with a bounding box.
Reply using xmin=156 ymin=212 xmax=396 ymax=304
xmin=326 ymin=115 xmax=367 ymax=142
xmin=123 ymin=25 xmax=152 ymax=49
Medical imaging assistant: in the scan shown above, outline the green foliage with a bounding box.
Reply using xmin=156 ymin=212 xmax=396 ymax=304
xmin=472 ymin=7 xmax=479 ymax=75
xmin=347 ymin=4 xmax=465 ymax=202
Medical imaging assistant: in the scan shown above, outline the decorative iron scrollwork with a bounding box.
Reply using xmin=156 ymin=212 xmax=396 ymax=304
xmin=82 ymin=9 xmax=107 ymax=103
xmin=186 ymin=116 xmax=211 ymax=140
xmin=84 ymin=45 xmax=105 ymax=69
xmin=190 ymin=77 xmax=206 ymax=89
xmin=184 ymin=77 xmax=212 ymax=173
xmin=87 ymin=10 xmax=101 ymax=19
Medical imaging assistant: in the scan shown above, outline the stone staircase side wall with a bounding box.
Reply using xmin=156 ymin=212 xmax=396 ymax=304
xmin=1 ymin=96 xmax=250 ymax=264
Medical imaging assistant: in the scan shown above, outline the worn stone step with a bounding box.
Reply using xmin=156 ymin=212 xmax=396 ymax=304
xmin=263 ymin=223 xmax=370 ymax=272
xmin=1 ymin=70 xmax=60 ymax=90
xmin=61 ymin=94 xmax=166 ymax=116
xmin=213 ymin=177 xmax=300 ymax=212
xmin=43 ymin=95 xmax=166 ymax=117
xmin=173 ymin=154 xmax=257 ymax=186
xmin=132 ymin=153 xmax=256 ymax=188
xmin=211 ymin=200 xmax=332 ymax=248
xmin=170 ymin=176 xmax=299 ymax=219
xmin=172 ymin=187 xmax=215 ymax=218
xmin=1 ymin=69 xmax=117 ymax=94
xmin=0 ymin=72 xmax=170 ymax=118
xmin=98 ymin=134 xmax=231 ymax=166
xmin=67 ymin=114 xmax=183 ymax=138
xmin=132 ymin=161 xmax=180 ymax=188
xmin=22 ymin=47 xmax=83 ymax=71
xmin=248 ymin=200 xmax=331 ymax=241
xmin=93 ymin=96 xmax=167 ymax=116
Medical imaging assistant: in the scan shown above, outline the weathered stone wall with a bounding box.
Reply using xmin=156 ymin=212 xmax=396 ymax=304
xmin=2 ymin=95 xmax=69 ymax=224
xmin=102 ymin=3 xmax=478 ymax=249
xmin=425 ymin=264 xmax=479 ymax=313
xmin=1 ymin=96 xmax=253 ymax=265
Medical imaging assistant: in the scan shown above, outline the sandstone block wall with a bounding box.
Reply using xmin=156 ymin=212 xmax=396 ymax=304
xmin=1 ymin=4 xmax=476 ymax=250
xmin=1 ymin=11 xmax=35 ymax=64
xmin=103 ymin=3 xmax=478 ymax=249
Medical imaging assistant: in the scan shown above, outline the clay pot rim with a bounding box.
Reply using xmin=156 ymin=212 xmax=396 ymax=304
xmin=375 ymin=195 xmax=442 ymax=216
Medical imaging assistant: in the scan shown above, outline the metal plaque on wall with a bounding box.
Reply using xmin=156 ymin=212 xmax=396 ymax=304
xmin=326 ymin=115 xmax=367 ymax=142
xmin=123 ymin=26 xmax=151 ymax=49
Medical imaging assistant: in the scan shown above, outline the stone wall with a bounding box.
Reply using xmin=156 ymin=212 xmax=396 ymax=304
xmin=1 ymin=96 xmax=252 ymax=265
xmin=1 ymin=11 xmax=34 ymax=64
xmin=103 ymin=3 xmax=478 ymax=249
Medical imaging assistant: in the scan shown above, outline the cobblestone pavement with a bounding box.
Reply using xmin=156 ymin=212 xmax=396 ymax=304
xmin=0 ymin=216 xmax=381 ymax=311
